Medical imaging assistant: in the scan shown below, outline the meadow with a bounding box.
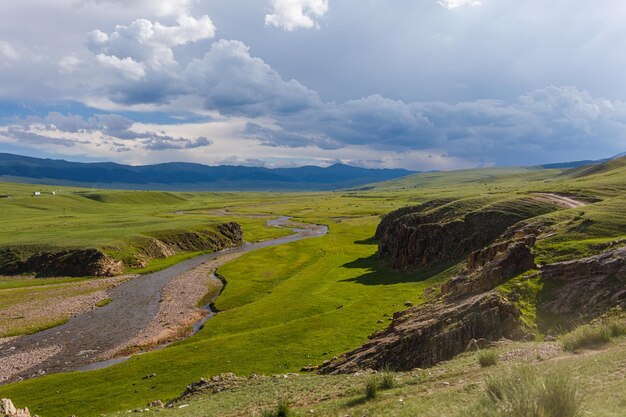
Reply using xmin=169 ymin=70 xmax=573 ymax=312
xmin=0 ymin=158 xmax=625 ymax=416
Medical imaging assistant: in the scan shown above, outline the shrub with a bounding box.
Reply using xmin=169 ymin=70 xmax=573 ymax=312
xmin=364 ymin=376 xmax=379 ymax=400
xmin=478 ymin=350 xmax=498 ymax=368
xmin=261 ymin=398 xmax=291 ymax=417
xmin=561 ymin=319 xmax=626 ymax=352
xmin=379 ymin=365 xmax=396 ymax=389
xmin=476 ymin=365 xmax=584 ymax=417
xmin=606 ymin=318 xmax=626 ymax=337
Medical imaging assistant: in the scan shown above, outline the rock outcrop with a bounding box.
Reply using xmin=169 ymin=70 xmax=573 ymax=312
xmin=377 ymin=201 xmax=536 ymax=269
xmin=320 ymin=220 xmax=540 ymax=374
xmin=153 ymin=222 xmax=243 ymax=253
xmin=442 ymin=225 xmax=540 ymax=297
xmin=322 ymin=206 xmax=626 ymax=374
xmin=0 ymin=222 xmax=244 ymax=277
xmin=374 ymin=199 xmax=453 ymax=240
xmin=319 ymin=292 xmax=523 ymax=374
xmin=1 ymin=399 xmax=31 ymax=417
xmin=0 ymin=248 xmax=124 ymax=277
xmin=540 ymin=246 xmax=626 ymax=325
xmin=168 ymin=373 xmax=246 ymax=406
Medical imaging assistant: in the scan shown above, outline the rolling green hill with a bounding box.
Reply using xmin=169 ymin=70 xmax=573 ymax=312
xmin=0 ymin=159 xmax=625 ymax=417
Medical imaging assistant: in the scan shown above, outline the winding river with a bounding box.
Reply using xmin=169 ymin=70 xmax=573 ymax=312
xmin=0 ymin=216 xmax=327 ymax=384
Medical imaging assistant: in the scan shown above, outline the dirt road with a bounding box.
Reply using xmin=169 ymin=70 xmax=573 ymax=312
xmin=534 ymin=193 xmax=588 ymax=208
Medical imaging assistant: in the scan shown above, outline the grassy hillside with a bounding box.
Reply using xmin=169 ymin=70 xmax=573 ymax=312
xmin=95 ymin=336 xmax=626 ymax=417
xmin=1 ymin=159 xmax=625 ymax=416
xmin=0 ymin=184 xmax=292 ymax=269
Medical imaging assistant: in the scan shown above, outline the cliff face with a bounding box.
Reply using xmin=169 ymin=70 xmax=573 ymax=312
xmin=441 ymin=224 xmax=541 ymax=297
xmin=540 ymin=246 xmax=626 ymax=325
xmin=0 ymin=248 xmax=124 ymax=277
xmin=320 ymin=292 xmax=523 ymax=374
xmin=320 ymin=199 xmax=626 ymax=374
xmin=320 ymin=222 xmax=535 ymax=374
xmin=377 ymin=203 xmax=533 ymax=269
xmin=0 ymin=222 xmax=244 ymax=277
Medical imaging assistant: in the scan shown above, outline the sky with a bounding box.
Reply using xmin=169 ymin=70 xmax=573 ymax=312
xmin=0 ymin=0 xmax=625 ymax=170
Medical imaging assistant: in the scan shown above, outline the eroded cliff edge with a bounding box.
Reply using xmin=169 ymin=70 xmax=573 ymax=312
xmin=0 ymin=222 xmax=243 ymax=277
xmin=321 ymin=198 xmax=626 ymax=374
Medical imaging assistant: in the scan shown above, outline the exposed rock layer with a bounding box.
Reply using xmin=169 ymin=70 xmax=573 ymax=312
xmin=377 ymin=203 xmax=535 ymax=269
xmin=442 ymin=225 xmax=540 ymax=297
xmin=0 ymin=222 xmax=243 ymax=277
xmin=540 ymin=246 xmax=626 ymax=325
xmin=0 ymin=248 xmax=124 ymax=277
xmin=323 ymin=195 xmax=626 ymax=374
xmin=319 ymin=292 xmax=523 ymax=374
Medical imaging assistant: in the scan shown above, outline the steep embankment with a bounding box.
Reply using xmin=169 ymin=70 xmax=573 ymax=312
xmin=376 ymin=195 xmax=561 ymax=269
xmin=0 ymin=222 xmax=243 ymax=277
xmin=322 ymin=193 xmax=626 ymax=374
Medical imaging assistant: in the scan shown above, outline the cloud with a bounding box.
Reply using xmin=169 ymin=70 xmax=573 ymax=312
xmin=95 ymin=54 xmax=146 ymax=80
xmin=438 ymin=0 xmax=482 ymax=9
xmin=78 ymin=17 xmax=626 ymax=167
xmin=0 ymin=41 xmax=18 ymax=61
xmin=265 ymin=0 xmax=329 ymax=30
xmin=239 ymin=85 xmax=626 ymax=166
xmin=58 ymin=56 xmax=82 ymax=74
xmin=83 ymin=12 xmax=217 ymax=104
xmin=81 ymin=0 xmax=193 ymax=17
xmin=216 ymin=156 xmax=270 ymax=167
xmin=143 ymin=135 xmax=212 ymax=150
xmin=184 ymin=40 xmax=320 ymax=115
xmin=86 ymin=14 xmax=215 ymax=76
xmin=3 ymin=0 xmax=626 ymax=170
xmin=1 ymin=112 xmax=212 ymax=153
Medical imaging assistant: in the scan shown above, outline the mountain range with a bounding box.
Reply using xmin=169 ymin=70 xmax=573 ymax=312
xmin=0 ymin=153 xmax=414 ymax=191
xmin=1 ymin=152 xmax=623 ymax=191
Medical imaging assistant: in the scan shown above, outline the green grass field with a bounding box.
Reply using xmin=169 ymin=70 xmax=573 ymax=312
xmin=88 ymin=336 xmax=626 ymax=417
xmin=0 ymin=157 xmax=625 ymax=417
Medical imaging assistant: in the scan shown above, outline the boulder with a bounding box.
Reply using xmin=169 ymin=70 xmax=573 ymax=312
xmin=1 ymin=399 xmax=30 ymax=417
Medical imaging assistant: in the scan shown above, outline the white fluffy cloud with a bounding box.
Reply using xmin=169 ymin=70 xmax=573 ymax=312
xmin=184 ymin=40 xmax=320 ymax=115
xmin=438 ymin=0 xmax=482 ymax=9
xmin=87 ymin=14 xmax=215 ymax=75
xmin=95 ymin=54 xmax=146 ymax=80
xmin=265 ymin=0 xmax=329 ymax=30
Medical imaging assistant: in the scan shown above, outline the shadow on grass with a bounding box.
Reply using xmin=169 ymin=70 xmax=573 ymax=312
xmin=340 ymin=254 xmax=460 ymax=286
xmin=344 ymin=395 xmax=370 ymax=407
xmin=354 ymin=237 xmax=378 ymax=245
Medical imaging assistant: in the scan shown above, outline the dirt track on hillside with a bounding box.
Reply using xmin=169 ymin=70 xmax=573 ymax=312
xmin=0 ymin=217 xmax=327 ymax=384
xmin=534 ymin=193 xmax=588 ymax=208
